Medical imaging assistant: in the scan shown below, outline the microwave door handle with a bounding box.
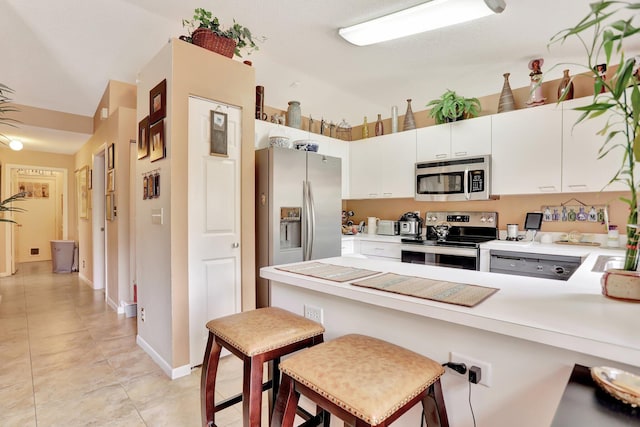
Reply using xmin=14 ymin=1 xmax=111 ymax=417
xmin=464 ymin=167 xmax=470 ymax=200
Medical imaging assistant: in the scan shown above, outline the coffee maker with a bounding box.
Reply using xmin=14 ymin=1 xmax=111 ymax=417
xmin=398 ymin=212 xmax=423 ymax=238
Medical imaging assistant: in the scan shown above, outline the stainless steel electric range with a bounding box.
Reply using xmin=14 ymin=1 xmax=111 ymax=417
xmin=400 ymin=211 xmax=498 ymax=270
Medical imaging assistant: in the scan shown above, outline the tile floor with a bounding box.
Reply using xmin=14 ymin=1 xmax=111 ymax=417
xmin=0 ymin=261 xmax=257 ymax=427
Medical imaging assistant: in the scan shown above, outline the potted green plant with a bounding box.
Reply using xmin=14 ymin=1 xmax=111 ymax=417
xmin=180 ymin=8 xmax=262 ymax=58
xmin=0 ymin=192 xmax=26 ymax=223
xmin=0 ymin=83 xmax=19 ymax=146
xmin=426 ymin=90 xmax=481 ymax=124
xmin=550 ymin=1 xmax=640 ymax=300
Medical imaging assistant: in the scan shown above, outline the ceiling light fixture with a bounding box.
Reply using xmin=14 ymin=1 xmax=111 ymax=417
xmin=8 ymin=139 xmax=23 ymax=151
xmin=338 ymin=0 xmax=506 ymax=46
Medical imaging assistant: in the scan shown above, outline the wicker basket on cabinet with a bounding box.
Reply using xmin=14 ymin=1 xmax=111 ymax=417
xmin=191 ymin=28 xmax=237 ymax=58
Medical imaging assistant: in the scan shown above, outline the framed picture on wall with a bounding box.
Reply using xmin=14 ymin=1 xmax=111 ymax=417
xmin=149 ymin=79 xmax=167 ymax=124
xmin=107 ymin=143 xmax=115 ymax=170
xmin=149 ymin=120 xmax=165 ymax=162
xmin=106 ymin=193 xmax=115 ymax=221
xmin=76 ymin=166 xmax=89 ymax=219
xmin=138 ymin=116 xmax=150 ymax=160
xmin=210 ymin=110 xmax=228 ymax=157
xmin=107 ymin=169 xmax=115 ymax=193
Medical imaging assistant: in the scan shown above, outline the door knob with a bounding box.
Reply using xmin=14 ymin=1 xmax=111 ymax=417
xmin=232 ymin=242 xmax=240 ymax=248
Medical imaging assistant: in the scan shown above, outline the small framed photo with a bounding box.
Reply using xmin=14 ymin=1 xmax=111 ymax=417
xmin=88 ymin=169 xmax=93 ymax=190
xmin=107 ymin=143 xmax=115 ymax=170
xmin=147 ymin=173 xmax=155 ymax=198
xmin=138 ymin=116 xmax=150 ymax=160
xmin=143 ymin=176 xmax=148 ymax=200
xmin=150 ymin=121 xmax=165 ymax=162
xmin=210 ymin=110 xmax=228 ymax=157
xmin=149 ymin=79 xmax=167 ymax=124
xmin=107 ymin=169 xmax=115 ymax=193
xmin=154 ymin=173 xmax=160 ymax=197
xmin=106 ymin=193 xmax=115 ymax=221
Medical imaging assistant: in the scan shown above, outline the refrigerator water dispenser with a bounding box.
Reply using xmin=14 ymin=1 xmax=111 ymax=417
xmin=280 ymin=207 xmax=301 ymax=249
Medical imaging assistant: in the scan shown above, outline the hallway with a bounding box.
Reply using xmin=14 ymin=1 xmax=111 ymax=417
xmin=0 ymin=261 xmax=245 ymax=426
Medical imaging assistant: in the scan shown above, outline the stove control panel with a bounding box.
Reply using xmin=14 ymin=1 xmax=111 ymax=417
xmin=425 ymin=211 xmax=497 ymax=227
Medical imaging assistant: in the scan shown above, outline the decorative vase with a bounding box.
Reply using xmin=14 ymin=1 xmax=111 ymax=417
xmin=391 ymin=106 xmax=398 ymax=133
xmin=601 ymin=269 xmax=640 ymax=301
xmin=403 ymin=99 xmax=416 ymax=131
xmin=497 ymin=73 xmax=516 ymax=113
xmin=287 ymin=101 xmax=301 ymax=129
xmin=362 ymin=116 xmax=369 ymax=139
xmin=557 ymin=69 xmax=574 ymax=101
xmin=375 ymin=114 xmax=384 ymax=136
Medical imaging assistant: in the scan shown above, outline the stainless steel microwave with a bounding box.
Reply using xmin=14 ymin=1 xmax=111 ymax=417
xmin=415 ymin=155 xmax=491 ymax=201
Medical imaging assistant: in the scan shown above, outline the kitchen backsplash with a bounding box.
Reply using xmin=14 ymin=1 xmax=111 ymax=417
xmin=342 ymin=191 xmax=630 ymax=234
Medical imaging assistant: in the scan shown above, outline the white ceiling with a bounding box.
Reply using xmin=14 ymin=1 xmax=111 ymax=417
xmin=0 ymin=0 xmax=630 ymax=154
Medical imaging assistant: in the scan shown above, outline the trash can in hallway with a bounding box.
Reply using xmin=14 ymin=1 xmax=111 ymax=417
xmin=50 ymin=240 xmax=76 ymax=273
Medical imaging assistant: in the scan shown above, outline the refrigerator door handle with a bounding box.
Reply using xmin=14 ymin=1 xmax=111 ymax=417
xmin=307 ymin=180 xmax=316 ymax=260
xmin=302 ymin=180 xmax=310 ymax=261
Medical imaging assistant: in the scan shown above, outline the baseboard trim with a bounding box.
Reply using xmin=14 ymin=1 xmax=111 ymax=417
xmin=136 ymin=334 xmax=191 ymax=379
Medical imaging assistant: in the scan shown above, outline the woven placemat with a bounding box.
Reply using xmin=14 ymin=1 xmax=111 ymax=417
xmin=276 ymin=262 xmax=380 ymax=282
xmin=352 ymin=272 xmax=498 ymax=307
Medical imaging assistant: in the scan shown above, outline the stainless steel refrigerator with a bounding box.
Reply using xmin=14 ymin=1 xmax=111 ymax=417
xmin=256 ymin=146 xmax=342 ymax=307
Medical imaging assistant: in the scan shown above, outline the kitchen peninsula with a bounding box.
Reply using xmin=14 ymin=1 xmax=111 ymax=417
xmin=260 ymin=252 xmax=639 ymax=427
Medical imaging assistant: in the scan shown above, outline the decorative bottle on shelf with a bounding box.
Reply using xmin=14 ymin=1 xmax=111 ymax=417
xmin=391 ymin=106 xmax=398 ymax=133
xmin=557 ymin=69 xmax=574 ymax=101
xmin=403 ymin=99 xmax=416 ymax=131
xmin=497 ymin=73 xmax=516 ymax=113
xmin=362 ymin=116 xmax=369 ymax=139
xmin=287 ymin=100 xmax=301 ymax=129
xmin=375 ymin=114 xmax=384 ymax=136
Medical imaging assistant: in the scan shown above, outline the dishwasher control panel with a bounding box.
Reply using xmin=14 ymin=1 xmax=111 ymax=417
xmin=489 ymin=250 xmax=582 ymax=281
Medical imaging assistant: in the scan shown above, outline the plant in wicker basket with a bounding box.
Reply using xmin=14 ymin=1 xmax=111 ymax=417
xmin=180 ymin=8 xmax=262 ymax=58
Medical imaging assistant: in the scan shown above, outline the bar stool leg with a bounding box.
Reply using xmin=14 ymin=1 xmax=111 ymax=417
xmin=270 ymin=374 xmax=299 ymax=427
xmin=243 ymin=355 xmax=266 ymax=427
xmin=422 ymin=380 xmax=449 ymax=427
xmin=201 ymin=332 xmax=222 ymax=427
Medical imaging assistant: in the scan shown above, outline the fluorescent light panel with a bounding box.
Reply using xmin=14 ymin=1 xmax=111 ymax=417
xmin=339 ymin=0 xmax=506 ymax=46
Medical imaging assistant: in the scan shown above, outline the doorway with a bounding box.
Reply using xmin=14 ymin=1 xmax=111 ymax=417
xmin=3 ymin=164 xmax=68 ymax=275
xmin=92 ymin=149 xmax=106 ymax=291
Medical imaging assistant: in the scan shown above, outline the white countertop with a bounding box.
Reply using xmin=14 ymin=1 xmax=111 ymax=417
xmin=261 ymin=252 xmax=640 ymax=367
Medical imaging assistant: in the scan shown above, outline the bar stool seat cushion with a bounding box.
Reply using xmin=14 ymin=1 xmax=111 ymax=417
xmin=205 ymin=307 xmax=325 ymax=356
xmin=279 ymin=334 xmax=445 ymax=425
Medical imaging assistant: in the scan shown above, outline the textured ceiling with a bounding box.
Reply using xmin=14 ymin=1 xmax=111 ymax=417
xmin=0 ymin=0 xmax=632 ymax=154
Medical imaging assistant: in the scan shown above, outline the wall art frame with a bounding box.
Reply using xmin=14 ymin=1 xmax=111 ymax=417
xmin=149 ymin=120 xmax=165 ymax=162
xmin=107 ymin=169 xmax=115 ymax=193
xmin=210 ymin=109 xmax=228 ymax=157
xmin=107 ymin=143 xmax=115 ymax=170
xmin=76 ymin=166 xmax=89 ymax=219
xmin=149 ymin=79 xmax=167 ymax=124
xmin=138 ymin=116 xmax=150 ymax=160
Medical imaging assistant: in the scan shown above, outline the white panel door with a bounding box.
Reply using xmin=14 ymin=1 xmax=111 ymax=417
xmin=188 ymin=97 xmax=242 ymax=367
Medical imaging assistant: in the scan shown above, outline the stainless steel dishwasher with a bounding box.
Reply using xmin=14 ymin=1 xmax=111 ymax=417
xmin=489 ymin=250 xmax=583 ymax=281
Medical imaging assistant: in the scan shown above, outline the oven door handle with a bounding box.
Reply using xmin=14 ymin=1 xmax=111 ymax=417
xmin=401 ymin=245 xmax=478 ymax=257
xmin=464 ymin=167 xmax=470 ymax=200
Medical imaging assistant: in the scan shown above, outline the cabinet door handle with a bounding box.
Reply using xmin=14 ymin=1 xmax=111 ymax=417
xmin=568 ymin=184 xmax=588 ymax=190
xmin=454 ymin=151 xmax=468 ymax=157
xmin=538 ymin=186 xmax=557 ymax=192
xmin=435 ymin=153 xmax=448 ymax=159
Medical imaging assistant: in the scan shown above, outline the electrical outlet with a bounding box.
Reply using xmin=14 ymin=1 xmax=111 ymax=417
xmin=304 ymin=304 xmax=323 ymax=324
xmin=450 ymin=352 xmax=492 ymax=387
xmin=140 ymin=307 xmax=145 ymax=322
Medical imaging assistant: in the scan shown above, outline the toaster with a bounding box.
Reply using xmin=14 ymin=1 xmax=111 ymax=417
xmin=376 ymin=220 xmax=399 ymax=236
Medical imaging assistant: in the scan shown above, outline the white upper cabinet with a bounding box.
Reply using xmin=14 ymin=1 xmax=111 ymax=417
xmin=416 ymin=115 xmax=491 ymax=162
xmin=491 ymin=103 xmax=563 ymax=195
xmin=348 ymin=131 xmax=416 ymax=199
xmin=562 ymin=96 xmax=628 ymax=192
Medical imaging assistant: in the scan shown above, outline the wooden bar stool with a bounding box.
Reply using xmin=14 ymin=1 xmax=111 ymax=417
xmin=201 ymin=307 xmax=325 ymax=427
xmin=271 ymin=334 xmax=449 ymax=427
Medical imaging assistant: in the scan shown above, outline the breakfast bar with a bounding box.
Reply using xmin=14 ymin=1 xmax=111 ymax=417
xmin=261 ymin=252 xmax=639 ymax=427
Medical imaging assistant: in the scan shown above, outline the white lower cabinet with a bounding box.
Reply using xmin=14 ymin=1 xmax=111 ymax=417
xmin=358 ymin=240 xmax=401 ymax=261
xmin=562 ymin=97 xmax=628 ymax=192
xmin=491 ymin=103 xmax=563 ymax=195
xmin=348 ymin=131 xmax=416 ymax=199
